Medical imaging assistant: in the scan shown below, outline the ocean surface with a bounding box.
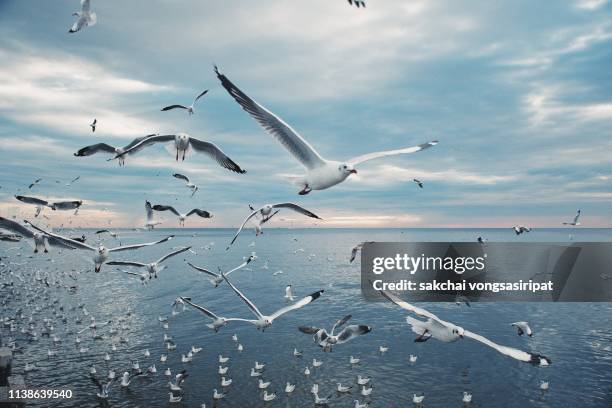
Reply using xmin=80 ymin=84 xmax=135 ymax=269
xmin=1 ymin=228 xmax=611 ymax=407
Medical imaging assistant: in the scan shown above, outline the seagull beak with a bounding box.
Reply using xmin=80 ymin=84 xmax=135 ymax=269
xmin=350 ymin=169 xmax=358 ymax=174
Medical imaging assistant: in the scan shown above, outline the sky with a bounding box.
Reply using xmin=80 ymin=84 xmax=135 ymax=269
xmin=0 ymin=0 xmax=610 ymax=228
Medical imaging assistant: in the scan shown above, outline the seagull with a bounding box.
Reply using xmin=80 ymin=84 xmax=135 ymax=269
xmin=285 ymin=382 xmax=296 ymax=393
xmin=513 ymin=225 xmax=531 ymax=235
xmin=162 ymin=89 xmax=209 ymax=116
xmin=23 ymin=220 xmax=173 ymax=272
xmin=215 ymin=66 xmax=437 ymax=195
xmin=350 ymin=242 xmax=373 ymax=263
xmin=540 ymin=381 xmax=549 ymax=390
xmin=293 ymin=348 xmax=303 ymax=357
xmin=350 ymin=356 xmax=360 ymax=364
xmin=15 ymin=195 xmax=82 ymax=216
xmin=356 ymin=376 xmax=370 ymax=386
xmin=172 ymin=173 xmax=198 ymax=196
xmin=563 ymin=210 xmax=581 ymax=226
xmin=263 ymin=391 xmax=276 ymax=401
xmin=221 ymin=376 xmax=232 ymax=387
xmin=95 ymin=229 xmax=118 ymax=239
xmin=511 ymin=322 xmax=533 ymax=337
xmin=413 ymin=394 xmax=425 ymax=404
xmin=29 ymin=178 xmax=42 ymax=189
xmin=258 ymin=379 xmax=270 ymax=389
xmin=187 ymin=255 xmax=256 ymax=287
xmin=413 ymin=178 xmax=423 ymax=188
xmin=222 ymin=272 xmax=324 ymax=331
xmin=69 ymin=0 xmax=97 ymax=33
xmin=354 ymin=400 xmax=369 ymax=408
xmin=152 ymin=204 xmax=212 ymax=227
xmin=314 ymin=392 xmax=332 ymax=404
xmin=360 ymin=386 xmax=372 ymax=396
xmin=180 ymin=296 xmax=252 ymax=332
xmin=409 ymin=354 xmax=418 ymax=363
xmin=213 ymin=389 xmax=225 ymax=400
xmin=379 ymin=345 xmax=389 ymax=353
xmin=90 ymin=119 xmax=97 ymax=132
xmin=169 ymin=393 xmax=182 ymax=403
xmin=218 ymin=355 xmax=229 ymax=363
xmin=348 ymin=0 xmax=366 ymax=8
xmin=284 ymin=285 xmax=295 ymax=301
xmin=337 ymin=383 xmax=352 ymax=393
xmin=110 ymin=133 xmax=247 ymax=171
xmin=463 ymin=391 xmax=472 ymax=403
xmin=74 ymin=134 xmax=158 ymax=166
xmin=0 ymin=217 xmax=75 ymax=254
xmin=108 ymin=246 xmax=190 ymax=278
xmin=91 ymin=376 xmax=113 ymax=399
xmin=299 ymin=314 xmax=372 ymax=352
xmin=66 ymin=176 xmax=81 ymax=186
xmin=378 ymin=289 xmax=551 ymax=365
xmin=144 ymin=200 xmax=163 ymax=230
xmin=227 ymin=203 xmax=322 ymax=249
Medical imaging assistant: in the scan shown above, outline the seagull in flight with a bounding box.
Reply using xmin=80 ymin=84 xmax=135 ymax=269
xmin=227 ymin=203 xmax=321 ymax=249
xmin=222 ymin=273 xmax=324 ymax=331
xmin=145 ymin=201 xmax=162 ymax=230
xmin=152 ymin=204 xmax=212 ymax=227
xmin=0 ymin=217 xmax=75 ymax=254
xmin=378 ymin=289 xmax=551 ymax=366
xmin=108 ymin=247 xmax=191 ymax=279
xmin=172 ymin=173 xmax=198 ymax=196
xmin=15 ymin=195 xmax=82 ymax=216
xmin=69 ymin=0 xmax=97 ymax=33
xmin=349 ymin=242 xmax=373 ymax=263
xmin=413 ymin=178 xmax=424 ymax=188
xmin=299 ymin=314 xmax=372 ymax=352
xmin=215 ymin=66 xmax=437 ymax=194
xmin=562 ymin=210 xmax=581 ymax=226
xmin=180 ymin=296 xmax=253 ymax=332
xmin=161 ymin=89 xmax=209 ymax=116
xmin=110 ymin=133 xmax=246 ymax=172
xmin=74 ymin=134 xmax=158 ymax=166
xmin=187 ymin=255 xmax=256 ymax=287
xmin=511 ymin=321 xmax=533 ymax=337
xmin=513 ymin=225 xmax=531 ymax=235
xmin=23 ymin=220 xmax=173 ymax=272
xmin=29 ymin=178 xmax=42 ymax=189
xmin=65 ymin=176 xmax=81 ymax=186
xmin=90 ymin=119 xmax=97 ymax=132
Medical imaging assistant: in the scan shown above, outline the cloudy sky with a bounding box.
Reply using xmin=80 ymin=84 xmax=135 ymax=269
xmin=0 ymin=0 xmax=610 ymax=228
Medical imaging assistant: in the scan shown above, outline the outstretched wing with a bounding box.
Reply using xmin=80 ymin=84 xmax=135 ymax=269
xmin=222 ymin=274 xmax=264 ymax=319
xmin=348 ymin=141 xmax=438 ymax=166
xmin=15 ymin=195 xmax=48 ymax=206
xmin=378 ymin=287 xmax=443 ymax=322
xmin=181 ymin=296 xmax=220 ymax=320
xmin=112 ymin=134 xmax=176 ymax=159
xmin=74 ymin=143 xmax=116 ymax=157
xmin=161 ymin=105 xmax=189 ymax=111
xmin=186 ymin=262 xmax=220 ymax=278
xmin=0 ymin=217 xmax=34 ymax=238
xmin=156 ymin=246 xmax=191 ymax=264
xmin=108 ymin=235 xmax=173 ymax=252
xmin=574 ymin=210 xmax=581 ymax=224
xmin=463 ymin=330 xmax=551 ymax=365
xmin=189 ymin=138 xmax=246 ymax=174
xmin=186 ymin=208 xmax=212 ymax=218
xmin=227 ymin=210 xmax=261 ymax=248
xmin=107 ymin=261 xmax=147 ymax=267
xmin=215 ymin=66 xmax=326 ymax=170
xmin=152 ymin=205 xmax=180 ymax=217
xmin=298 ymin=326 xmax=320 ymax=334
xmin=271 ymin=203 xmax=322 ymax=219
xmin=172 ymin=173 xmax=190 ymax=183
xmin=24 ymin=220 xmax=95 ymax=251
xmin=336 ymin=325 xmax=372 ymax=344
xmin=193 ymin=89 xmax=209 ymax=104
xmin=269 ymin=290 xmax=324 ymax=321
xmin=331 ymin=314 xmax=352 ymax=336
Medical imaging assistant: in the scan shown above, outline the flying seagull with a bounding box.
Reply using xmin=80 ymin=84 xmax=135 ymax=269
xmin=215 ymin=66 xmax=437 ymax=194
xmin=299 ymin=315 xmax=372 ymax=352
xmin=74 ymin=134 xmax=158 ymax=166
xmin=162 ymin=90 xmax=209 ymax=115
xmin=227 ymin=203 xmax=321 ymax=249
xmin=145 ymin=201 xmax=162 ymax=230
xmin=29 ymin=178 xmax=42 ymax=189
xmin=69 ymin=0 xmax=97 ymax=33
xmin=180 ymin=296 xmax=253 ymax=332
xmin=66 ymin=176 xmax=81 ymax=186
xmin=0 ymin=217 xmax=75 ymax=253
xmin=222 ymin=273 xmax=324 ymax=331
xmin=23 ymin=220 xmax=173 ymax=272
xmin=511 ymin=321 xmax=533 ymax=337
xmin=562 ymin=210 xmax=581 ymax=226
xmin=348 ymin=0 xmax=366 ymax=7
xmin=349 ymin=242 xmax=373 ymax=263
xmin=108 ymin=247 xmax=191 ymax=279
xmin=110 ymin=133 xmax=246 ymax=172
xmin=513 ymin=225 xmax=531 ymax=235
xmin=187 ymin=255 xmax=256 ymax=287
xmin=378 ymin=288 xmax=551 ymax=366
xmin=152 ymin=205 xmax=212 ymax=227
xmin=172 ymin=173 xmax=198 ymax=196
xmin=15 ymin=195 xmax=82 ymax=216
xmin=413 ymin=178 xmax=423 ymax=188
xmin=90 ymin=119 xmax=97 ymax=132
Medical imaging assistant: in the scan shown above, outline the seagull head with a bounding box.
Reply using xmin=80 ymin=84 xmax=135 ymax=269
xmin=339 ymin=163 xmax=357 ymax=177
xmin=453 ymin=326 xmax=465 ymax=338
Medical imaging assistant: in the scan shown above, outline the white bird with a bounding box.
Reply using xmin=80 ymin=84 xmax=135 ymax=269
xmin=409 ymin=354 xmax=418 ymax=363
xmin=356 ymin=376 xmax=370 ymax=386
xmin=360 ymin=386 xmax=372 ymax=396
xmin=254 ymin=361 xmax=265 ymax=370
xmin=304 ymin=367 xmax=311 ymax=376
xmin=181 ymin=354 xmax=192 ymax=363
xmin=191 ymin=346 xmax=202 ymax=354
xmin=24 ymin=220 xmax=173 ymax=272
xmin=285 ymin=382 xmax=296 ymax=393
xmin=160 ymin=354 xmax=167 ymax=363
xmin=513 ymin=225 xmax=531 ymax=235
xmin=228 ymin=203 xmax=321 ymax=248
xmin=74 ymin=134 xmax=158 ymax=166
xmin=237 ymin=343 xmax=244 ymax=352
xmin=285 ymin=285 xmax=295 ymax=301
xmin=172 ymin=173 xmax=198 ymax=196
xmin=107 ymin=247 xmax=191 ymax=279
xmin=350 ymin=356 xmax=360 ymax=364
xmin=511 ymin=321 xmax=533 ymax=337
xmin=220 ymin=377 xmax=231 ymax=387
xmin=312 ymin=359 xmax=323 ymax=367
xmin=162 ymin=90 xmax=209 ymax=116
xmin=232 ymin=333 xmax=238 ymax=342
xmin=250 ymin=368 xmax=262 ymax=377
xmin=379 ymin=345 xmax=388 ymax=353
xmin=215 ymin=66 xmax=438 ymax=195
xmin=164 ymin=368 xmax=172 ymax=377
xmin=293 ymin=348 xmax=303 ymax=357
xmin=169 ymin=393 xmax=182 ymax=403
xmin=540 ymin=381 xmax=549 ymax=390
xmin=148 ymin=364 xmax=157 ymax=374
xmin=299 ymin=314 xmax=372 ymax=352
xmin=263 ymin=391 xmax=276 ymax=401
xmin=463 ymin=391 xmax=472 ymax=403
xmin=0 ymin=217 xmax=75 ymax=254
xmin=152 ymin=204 xmax=212 ymax=227
xmin=69 ymin=0 xmax=97 ymax=33
xmin=187 ymin=255 xmax=255 ymax=287
xmin=413 ymin=394 xmax=425 ymax=404
xmin=314 ymin=392 xmax=332 ymax=404
xmin=218 ymin=366 xmax=228 ymax=375
xmin=218 ymin=355 xmax=229 ymax=363
xmin=91 ymin=376 xmax=113 ymax=399
xmin=563 ymin=210 xmax=581 ymax=226
xmin=379 ymin=289 xmax=552 ymax=366
xmin=213 ymin=389 xmax=225 ymax=400
xmin=111 ymin=133 xmax=247 ymax=171
xmin=354 ymin=400 xmax=369 ymax=408
xmin=180 ymin=296 xmax=253 ymax=332
xmin=222 ymin=273 xmax=324 ymax=331
xmin=337 ymin=383 xmax=352 ymax=393
xmin=258 ymin=379 xmax=270 ymax=389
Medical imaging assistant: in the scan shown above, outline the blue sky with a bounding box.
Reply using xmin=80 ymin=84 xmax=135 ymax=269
xmin=0 ymin=0 xmax=610 ymax=228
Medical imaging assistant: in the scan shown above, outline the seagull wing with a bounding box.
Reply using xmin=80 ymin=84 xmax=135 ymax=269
xmin=107 ymin=261 xmax=147 ymax=267
xmin=224 ymin=256 xmax=254 ymax=277
xmin=348 ymin=141 xmax=438 ymax=166
xmin=50 ymin=200 xmax=82 ymax=210
xmin=74 ymin=143 xmax=117 ymax=157
xmin=112 ymin=135 xmax=176 ymax=159
xmin=193 ymin=89 xmax=209 ymax=104
xmin=269 ymin=290 xmax=324 ymax=321
xmin=0 ymin=217 xmax=34 ymax=238
xmin=181 ymin=297 xmax=221 ymax=321
xmin=336 ymin=325 xmax=372 ymax=344
xmin=161 ymin=105 xmax=189 ymax=111
xmin=24 ymin=221 xmax=95 ymax=251
xmin=156 ymin=246 xmax=191 ymax=264
xmin=222 ymin=273 xmax=264 ymax=319
xmin=172 ymin=173 xmax=190 ymax=183
xmin=378 ymin=288 xmax=443 ymax=322
xmin=95 ymin=230 xmax=110 ymax=234
xmin=186 ymin=208 xmax=212 ymax=218
xmin=15 ymin=195 xmax=49 ymax=207
xmin=122 ymin=134 xmax=159 ymax=152
xmin=462 ymin=329 xmax=551 ymax=365
xmin=298 ymin=326 xmax=321 ymax=334
xmin=108 ymin=235 xmax=173 ymax=252
xmin=228 ymin=210 xmax=261 ymax=247
xmin=152 ymin=205 xmax=181 ymax=217
xmin=145 ymin=201 xmax=154 ymax=221
xmin=186 ymin=262 xmax=220 ymax=278
xmin=215 ymin=66 xmax=326 ymax=170
xmin=188 ymin=138 xmax=246 ymax=174
xmin=271 ymin=203 xmax=322 ymax=219
xmin=331 ymin=314 xmax=352 ymax=336
xmin=574 ymin=210 xmax=581 ymax=224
